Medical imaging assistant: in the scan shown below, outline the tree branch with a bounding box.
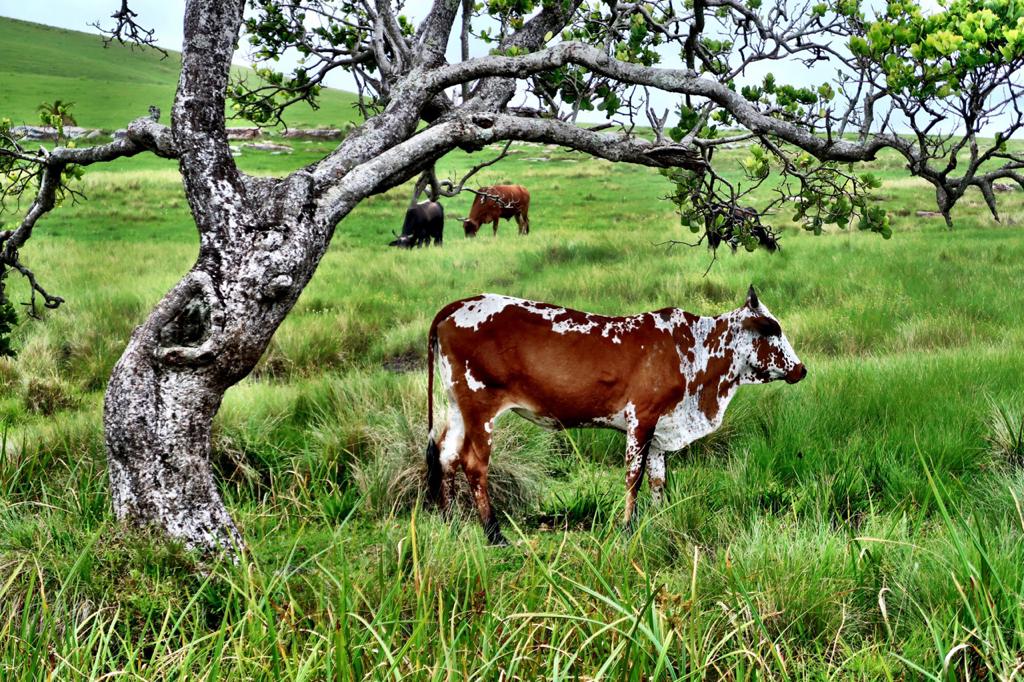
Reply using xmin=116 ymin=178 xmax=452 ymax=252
xmin=91 ymin=0 xmax=168 ymax=58
xmin=0 ymin=115 xmax=176 ymax=311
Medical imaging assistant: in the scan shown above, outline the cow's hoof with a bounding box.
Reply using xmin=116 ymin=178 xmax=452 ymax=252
xmin=484 ymin=520 xmax=509 ymax=546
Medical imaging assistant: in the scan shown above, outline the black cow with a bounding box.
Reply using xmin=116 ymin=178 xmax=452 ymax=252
xmin=390 ymin=201 xmax=444 ymax=248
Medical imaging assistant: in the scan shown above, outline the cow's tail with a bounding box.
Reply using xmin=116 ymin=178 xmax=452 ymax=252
xmin=425 ymin=312 xmax=443 ymax=504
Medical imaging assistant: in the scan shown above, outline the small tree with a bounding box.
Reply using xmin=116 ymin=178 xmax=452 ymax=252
xmin=0 ymin=0 xmax=1022 ymax=554
xmin=36 ymin=99 xmax=78 ymax=127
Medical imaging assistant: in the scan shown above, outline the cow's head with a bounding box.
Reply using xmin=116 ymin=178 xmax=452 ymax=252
xmin=463 ymin=219 xmax=480 ymax=237
xmin=734 ymin=285 xmax=806 ymax=385
xmin=389 ymin=231 xmax=414 ymax=248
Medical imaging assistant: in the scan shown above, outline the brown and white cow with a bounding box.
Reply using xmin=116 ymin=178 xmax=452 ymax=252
xmin=424 ymin=287 xmax=806 ymax=545
xmin=463 ymin=185 xmax=531 ymax=237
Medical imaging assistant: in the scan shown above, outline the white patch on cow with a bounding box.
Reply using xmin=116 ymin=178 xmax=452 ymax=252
xmin=626 ymin=423 xmax=645 ymax=474
xmin=591 ymin=400 xmax=638 ymax=432
xmin=483 ymin=418 xmax=494 ymax=445
xmin=677 ymin=314 xmax=727 ymax=380
xmin=551 ymin=316 xmax=599 ymax=334
xmin=647 ymin=448 xmax=666 ymax=505
xmin=438 ymin=351 xmax=454 ymax=389
xmin=450 ymin=294 xmax=607 ymax=337
xmin=450 ymin=294 xmax=519 ymax=330
xmin=651 ymin=312 xmax=675 ymax=334
xmin=651 ymin=309 xmax=689 ymax=334
xmin=482 ymin=404 xmax=514 ymax=446
xmin=624 ymin=401 xmax=639 ymax=433
xmin=601 ymin=316 xmax=642 ymax=340
xmin=515 ymin=299 xmax=599 ymax=335
xmin=647 ymin=448 xmax=665 ymax=482
xmin=652 ymin=391 xmax=736 ymax=451
xmin=439 ymin=398 xmax=464 ymax=470
xmin=464 ymin=362 xmax=485 ymax=391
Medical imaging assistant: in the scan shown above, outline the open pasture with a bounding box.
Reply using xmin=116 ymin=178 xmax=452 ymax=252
xmin=0 ymin=17 xmax=361 ymax=130
xmin=2 ymin=138 xmax=1024 ymax=679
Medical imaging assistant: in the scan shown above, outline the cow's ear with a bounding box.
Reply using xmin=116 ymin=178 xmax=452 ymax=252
xmin=745 ymin=285 xmax=760 ymax=310
xmin=743 ymin=315 xmax=781 ymax=337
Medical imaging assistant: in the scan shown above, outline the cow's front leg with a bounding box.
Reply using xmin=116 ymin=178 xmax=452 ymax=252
xmin=624 ymin=425 xmax=656 ymax=529
xmin=646 ymin=447 xmax=666 ymax=506
xmin=492 ymin=219 xmax=500 ymax=236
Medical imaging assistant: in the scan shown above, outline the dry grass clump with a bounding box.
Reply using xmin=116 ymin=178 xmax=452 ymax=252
xmin=350 ymin=406 xmax=548 ymax=519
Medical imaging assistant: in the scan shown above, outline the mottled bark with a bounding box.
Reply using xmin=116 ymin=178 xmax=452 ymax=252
xmin=103 ymin=174 xmax=326 ymax=551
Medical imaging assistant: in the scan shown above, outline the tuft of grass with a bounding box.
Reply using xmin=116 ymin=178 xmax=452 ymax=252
xmin=984 ymin=396 xmax=1024 ymax=468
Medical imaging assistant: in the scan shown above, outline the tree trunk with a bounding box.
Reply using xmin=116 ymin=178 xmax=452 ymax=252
xmin=104 ymin=270 xmax=242 ymax=551
xmin=102 ymin=166 xmax=335 ymax=553
xmin=97 ymin=0 xmax=433 ymax=555
xmin=105 ymin=337 xmax=240 ymax=551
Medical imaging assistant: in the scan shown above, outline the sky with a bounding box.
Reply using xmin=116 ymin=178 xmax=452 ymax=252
xmin=0 ymin=1 xmax=188 ymax=53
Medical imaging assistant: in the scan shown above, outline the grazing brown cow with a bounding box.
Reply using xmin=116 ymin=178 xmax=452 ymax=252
xmin=463 ymin=185 xmax=530 ymax=237
xmin=424 ymin=287 xmax=806 ymax=544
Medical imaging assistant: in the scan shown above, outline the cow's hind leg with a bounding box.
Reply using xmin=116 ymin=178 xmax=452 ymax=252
xmin=434 ymin=400 xmax=465 ymax=515
xmin=646 ymin=447 xmax=666 ymax=506
xmin=624 ymin=424 xmax=656 ymax=529
xmin=460 ymin=407 xmax=509 ymax=545
xmin=492 ymin=219 xmax=499 ymax=236
xmin=464 ymin=439 xmax=506 ymax=545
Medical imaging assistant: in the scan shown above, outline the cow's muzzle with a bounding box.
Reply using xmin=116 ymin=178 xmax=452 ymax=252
xmin=785 ymin=363 xmax=808 ymax=384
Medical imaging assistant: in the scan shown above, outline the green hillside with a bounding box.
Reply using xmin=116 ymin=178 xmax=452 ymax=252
xmin=0 ymin=16 xmax=360 ymax=130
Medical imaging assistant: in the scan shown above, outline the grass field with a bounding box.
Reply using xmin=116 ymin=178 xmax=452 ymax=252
xmin=0 ymin=17 xmax=360 ymax=130
xmin=3 ymin=26 xmax=1024 ymax=677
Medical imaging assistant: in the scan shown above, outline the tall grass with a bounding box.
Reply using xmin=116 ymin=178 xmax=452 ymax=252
xmin=1 ymin=141 xmax=1024 ymax=678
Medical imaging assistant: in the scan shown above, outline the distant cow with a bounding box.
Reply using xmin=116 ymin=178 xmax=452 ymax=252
xmin=390 ymin=201 xmax=444 ymax=248
xmin=463 ymin=185 xmax=530 ymax=237
xmin=424 ymin=287 xmax=806 ymax=544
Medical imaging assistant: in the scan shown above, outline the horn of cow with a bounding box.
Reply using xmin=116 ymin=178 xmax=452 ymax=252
xmin=465 ymin=187 xmax=516 ymax=209
xmin=746 ymin=285 xmax=760 ymax=309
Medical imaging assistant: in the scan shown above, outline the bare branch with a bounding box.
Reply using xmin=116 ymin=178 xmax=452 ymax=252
xmin=90 ymin=0 xmax=168 ymax=58
xmin=0 ymin=115 xmax=176 ymax=310
xmin=437 ymin=141 xmax=513 ymax=197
